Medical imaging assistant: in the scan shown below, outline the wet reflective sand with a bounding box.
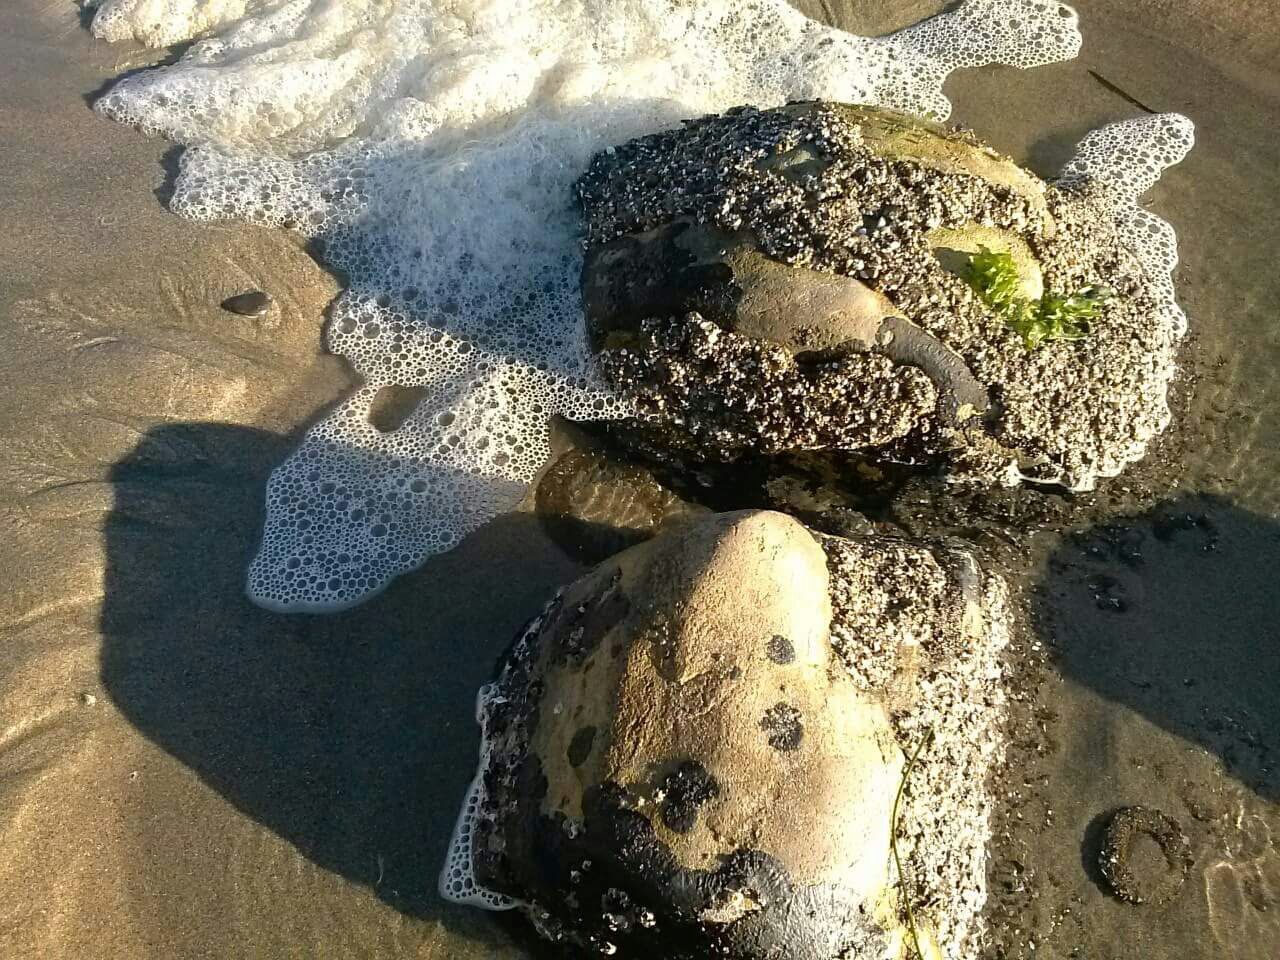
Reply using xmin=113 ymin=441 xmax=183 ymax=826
xmin=2 ymin=1 xmax=1279 ymax=959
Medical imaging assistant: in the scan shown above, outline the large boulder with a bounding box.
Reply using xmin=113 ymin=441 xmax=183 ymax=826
xmin=441 ymin=510 xmax=1012 ymax=960
xmin=577 ymin=101 xmax=1177 ymax=491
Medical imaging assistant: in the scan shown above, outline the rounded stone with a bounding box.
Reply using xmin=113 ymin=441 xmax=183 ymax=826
xmin=533 ymin=448 xmax=706 ymax=560
xmin=1098 ymin=806 xmax=1192 ymax=905
xmin=465 ymin=511 xmax=907 ymax=958
xmin=576 ymin=100 xmax=1176 ymax=491
xmin=221 ymin=290 xmax=273 ymax=316
xmin=445 ymin=510 xmax=1015 ymax=959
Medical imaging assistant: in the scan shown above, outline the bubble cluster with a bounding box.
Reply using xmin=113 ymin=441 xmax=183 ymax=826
xmin=1057 ymin=113 xmax=1195 ymax=338
xmin=438 ymin=681 xmax=519 ymax=911
xmin=1037 ymin=112 xmax=1196 ymax=487
xmin=92 ymin=0 xmax=1085 ymax=610
xmin=87 ymin=0 xmax=266 ymax=48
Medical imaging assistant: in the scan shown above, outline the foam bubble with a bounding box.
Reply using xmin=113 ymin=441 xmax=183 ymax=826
xmin=1058 ymin=113 xmax=1195 ymax=338
xmin=87 ymin=0 xmax=265 ymax=47
xmin=92 ymin=1 xmax=1085 ymax=610
xmin=438 ymin=681 xmax=519 ymax=911
xmin=1046 ymin=112 xmax=1196 ymax=489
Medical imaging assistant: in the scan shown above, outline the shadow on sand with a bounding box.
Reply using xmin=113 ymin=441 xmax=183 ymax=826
xmin=1039 ymin=492 xmax=1280 ymax=803
xmin=97 ymin=420 xmax=581 ymax=945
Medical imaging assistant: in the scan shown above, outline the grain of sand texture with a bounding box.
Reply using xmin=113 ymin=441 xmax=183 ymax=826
xmin=2 ymin=1 xmax=1279 ymax=958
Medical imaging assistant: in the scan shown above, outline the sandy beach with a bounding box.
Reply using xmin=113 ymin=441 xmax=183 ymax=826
xmin=2 ymin=1 xmax=1279 ymax=958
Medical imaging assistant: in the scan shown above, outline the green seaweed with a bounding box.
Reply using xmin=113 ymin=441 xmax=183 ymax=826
xmin=965 ymin=246 xmax=1111 ymax=350
xmin=964 ymin=245 xmax=1025 ymax=315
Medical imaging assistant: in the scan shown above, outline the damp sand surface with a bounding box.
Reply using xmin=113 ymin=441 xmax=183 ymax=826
xmin=2 ymin=1 xmax=1280 ymax=959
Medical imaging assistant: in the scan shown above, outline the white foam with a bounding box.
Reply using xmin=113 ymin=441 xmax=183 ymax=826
xmin=1050 ymin=112 xmax=1196 ymax=490
xmin=92 ymin=1 xmax=1086 ymax=610
xmin=438 ymin=681 xmax=519 ymax=911
xmin=87 ymin=0 xmax=265 ymax=47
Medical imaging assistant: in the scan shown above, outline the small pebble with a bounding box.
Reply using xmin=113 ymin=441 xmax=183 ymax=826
xmin=222 ymin=290 xmax=273 ymax=317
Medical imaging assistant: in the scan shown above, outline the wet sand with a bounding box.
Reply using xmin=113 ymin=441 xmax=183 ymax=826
xmin=1 ymin=1 xmax=1279 ymax=958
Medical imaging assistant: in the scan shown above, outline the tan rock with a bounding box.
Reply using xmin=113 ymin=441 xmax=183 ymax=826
xmin=532 ymin=511 xmax=901 ymax=892
xmin=467 ymin=510 xmax=908 ymax=958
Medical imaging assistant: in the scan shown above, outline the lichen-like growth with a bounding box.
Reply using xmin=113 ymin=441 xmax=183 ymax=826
xmin=965 ymin=246 xmax=1111 ymax=350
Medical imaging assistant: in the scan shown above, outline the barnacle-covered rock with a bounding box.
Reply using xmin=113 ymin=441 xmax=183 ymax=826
xmin=578 ymin=101 xmax=1181 ymax=490
xmin=441 ymin=510 xmax=1014 ymax=960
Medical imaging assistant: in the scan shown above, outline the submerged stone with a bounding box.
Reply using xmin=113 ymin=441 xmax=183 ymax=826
xmin=533 ymin=448 xmax=707 ymax=560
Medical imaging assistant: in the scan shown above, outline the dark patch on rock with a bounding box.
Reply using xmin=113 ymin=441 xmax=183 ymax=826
xmin=542 ymin=568 xmax=629 ymax=666
xmin=1097 ymin=805 xmax=1192 ymax=905
xmin=489 ymin=775 xmax=870 ymax=960
xmin=659 ymin=760 xmax=721 ymax=834
xmin=760 ymin=703 xmax=804 ymax=752
xmin=581 ymin=219 xmax=739 ymax=350
xmin=568 ymin=726 xmax=598 ymax=768
xmin=766 ymin=634 xmax=795 ymax=665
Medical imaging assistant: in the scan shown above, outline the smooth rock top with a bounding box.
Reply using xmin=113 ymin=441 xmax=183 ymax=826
xmin=530 ymin=511 xmax=898 ymax=889
xmin=466 ymin=511 xmax=907 ymax=959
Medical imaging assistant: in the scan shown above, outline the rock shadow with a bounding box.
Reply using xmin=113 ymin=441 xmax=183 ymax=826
xmin=98 ymin=420 xmax=581 ymax=934
xmin=1039 ymin=492 xmax=1280 ymax=802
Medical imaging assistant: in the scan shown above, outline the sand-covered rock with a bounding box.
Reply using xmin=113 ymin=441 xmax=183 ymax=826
xmin=442 ymin=511 xmax=1013 ymax=960
xmin=577 ymin=101 xmax=1183 ymax=490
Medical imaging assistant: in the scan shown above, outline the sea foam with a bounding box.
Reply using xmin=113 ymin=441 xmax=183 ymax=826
xmin=89 ymin=0 xmax=1091 ymax=611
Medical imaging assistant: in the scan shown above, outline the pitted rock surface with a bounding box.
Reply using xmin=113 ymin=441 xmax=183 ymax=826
xmin=578 ymin=101 xmax=1171 ymax=489
xmin=451 ymin=510 xmax=1014 ymax=959
xmin=468 ymin=511 xmax=907 ymax=958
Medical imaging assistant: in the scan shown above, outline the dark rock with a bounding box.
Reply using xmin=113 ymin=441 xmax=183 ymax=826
xmin=221 ymin=290 xmax=273 ymax=317
xmin=575 ymin=100 xmax=1178 ymax=491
